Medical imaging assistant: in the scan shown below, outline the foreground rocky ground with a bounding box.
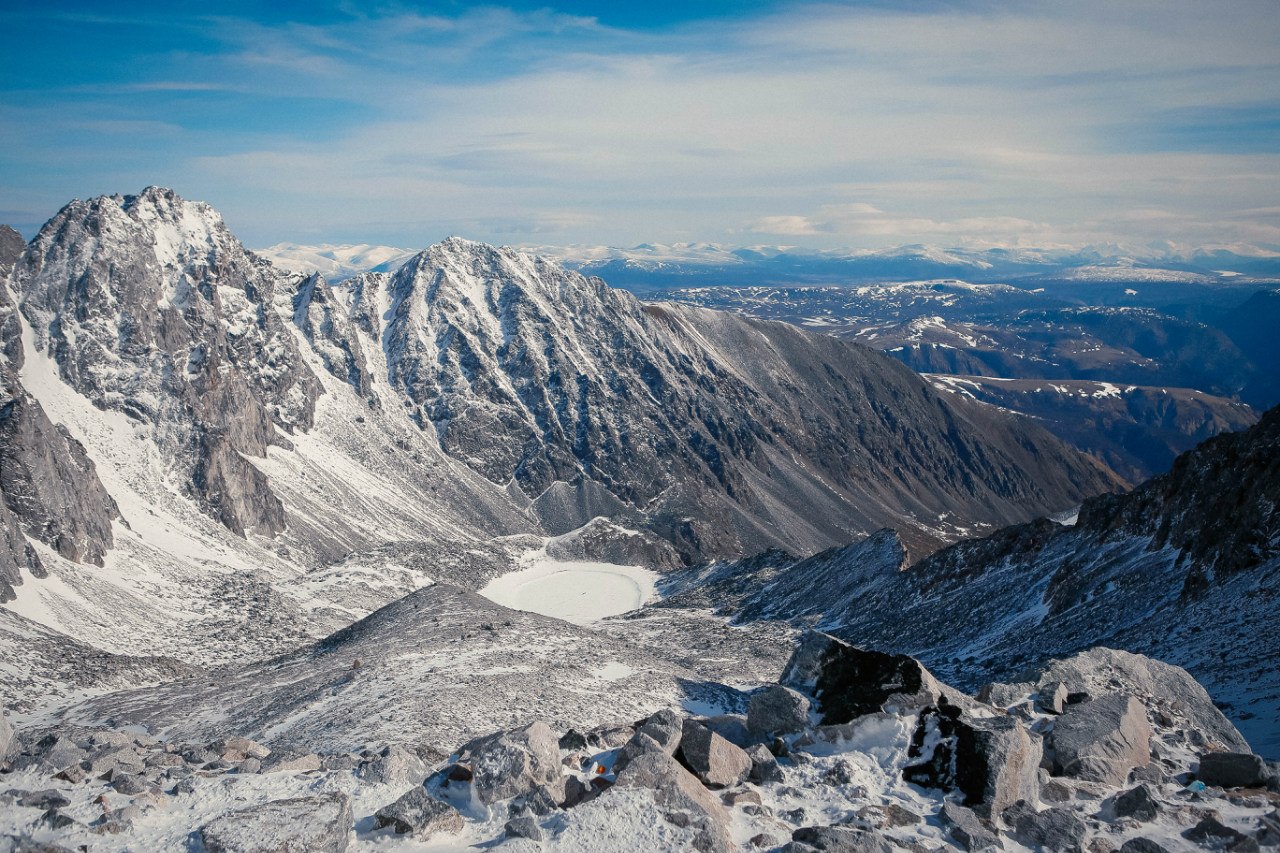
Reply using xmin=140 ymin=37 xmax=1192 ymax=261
xmin=2 ymin=632 xmax=1277 ymax=852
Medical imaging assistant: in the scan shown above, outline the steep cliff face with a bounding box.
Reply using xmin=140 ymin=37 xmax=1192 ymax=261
xmin=11 ymin=188 xmax=322 ymax=536
xmin=0 ymin=269 xmax=119 ymax=602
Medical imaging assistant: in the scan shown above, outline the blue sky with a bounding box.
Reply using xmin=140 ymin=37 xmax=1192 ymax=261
xmin=2 ymin=1 xmax=1279 ymax=251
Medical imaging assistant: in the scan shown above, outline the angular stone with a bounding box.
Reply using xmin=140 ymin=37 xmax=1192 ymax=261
xmin=1184 ymin=816 xmax=1250 ymax=849
xmin=372 ymin=787 xmax=463 ymax=838
xmin=903 ymin=699 xmax=1040 ymax=824
xmin=679 ymin=720 xmax=751 ymax=788
xmin=977 ymin=682 xmax=1033 ymax=709
xmin=357 ymin=744 xmax=428 ymax=788
xmin=463 ymin=720 xmax=562 ymax=804
xmin=1010 ymin=805 xmax=1086 ymax=851
xmin=746 ymin=744 xmax=784 ymax=784
xmin=199 ymin=792 xmax=352 ymax=852
xmin=1037 ymin=682 xmax=1069 ymax=715
xmin=1198 ymin=752 xmax=1269 ymax=789
xmin=749 ymin=686 xmax=812 ymax=736
xmin=0 ymin=714 xmax=12 ymax=758
xmin=780 ymin=631 xmax=943 ymax=724
xmin=16 ymin=790 xmax=71 ymax=810
xmin=504 ymin=816 xmax=543 ymax=841
xmin=1051 ymin=693 xmax=1151 ymax=786
xmin=613 ymin=749 xmax=733 ymax=853
xmin=635 ymin=709 xmax=684 ymax=755
xmin=791 ymin=825 xmax=895 ymax=852
xmin=1114 ymin=784 xmax=1161 ymax=822
xmin=215 ymin=737 xmax=270 ymax=760
xmin=939 ymin=802 xmax=1002 ymax=851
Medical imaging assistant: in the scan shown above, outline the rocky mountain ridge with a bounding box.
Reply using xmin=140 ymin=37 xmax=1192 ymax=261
xmin=655 ymin=405 xmax=1280 ymax=757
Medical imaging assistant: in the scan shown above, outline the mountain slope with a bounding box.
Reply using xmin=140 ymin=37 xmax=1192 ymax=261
xmin=664 ymin=409 xmax=1280 ymax=756
xmin=352 ymin=238 xmax=1120 ymax=558
xmin=925 ymin=375 xmax=1258 ymax=482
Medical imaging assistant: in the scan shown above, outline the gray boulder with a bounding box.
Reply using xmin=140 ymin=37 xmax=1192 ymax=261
xmin=940 ymin=802 xmax=1002 ymax=851
xmin=1119 ymin=840 xmax=1171 ymax=853
xmin=613 ymin=749 xmax=733 ymax=853
xmin=679 ymin=719 xmax=751 ymax=788
xmin=748 ymin=685 xmax=811 ymax=736
xmin=1010 ymin=805 xmax=1086 ymax=852
xmin=1113 ymin=784 xmax=1161 ymax=822
xmin=903 ymin=700 xmax=1040 ymax=825
xmin=790 ymin=825 xmax=895 ymax=852
xmin=1051 ymin=693 xmax=1151 ymax=786
xmin=372 ymin=787 xmax=464 ymax=838
xmin=357 ymin=744 xmax=428 ymax=788
xmin=199 ymin=792 xmax=352 ymax=853
xmin=780 ymin=631 xmax=944 ymax=723
xmin=0 ymin=714 xmax=11 ymax=759
xmin=1034 ymin=649 xmax=1248 ymax=753
xmin=1198 ymin=752 xmax=1269 ymax=789
xmin=504 ymin=815 xmax=543 ymax=841
xmin=746 ymin=744 xmax=784 ymax=784
xmin=636 ymin=709 xmax=684 ymax=755
xmin=977 ymin=682 xmax=1033 ymax=709
xmin=463 ymin=721 xmax=562 ymax=804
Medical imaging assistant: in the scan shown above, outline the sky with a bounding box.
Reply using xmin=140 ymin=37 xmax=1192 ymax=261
xmin=2 ymin=0 xmax=1279 ymax=252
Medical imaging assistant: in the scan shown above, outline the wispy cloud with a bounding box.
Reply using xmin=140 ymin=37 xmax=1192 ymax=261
xmin=2 ymin=1 xmax=1278 ymax=249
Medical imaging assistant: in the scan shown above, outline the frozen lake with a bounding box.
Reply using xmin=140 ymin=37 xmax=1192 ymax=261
xmin=479 ymin=557 xmax=658 ymax=625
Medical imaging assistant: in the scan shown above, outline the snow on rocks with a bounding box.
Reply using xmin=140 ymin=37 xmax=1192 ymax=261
xmin=198 ymin=792 xmax=352 ymax=852
xmin=459 ymin=720 xmax=564 ymax=804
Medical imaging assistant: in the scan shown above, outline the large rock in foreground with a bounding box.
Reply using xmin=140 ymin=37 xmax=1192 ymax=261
xmin=780 ymin=631 xmax=944 ymax=723
xmin=903 ymin=697 xmax=1041 ymax=824
xmin=1051 ymin=693 xmax=1151 ymax=786
xmin=461 ymin=720 xmax=563 ymax=804
xmin=614 ymin=749 xmax=733 ymax=853
xmin=199 ymin=792 xmax=352 ymax=853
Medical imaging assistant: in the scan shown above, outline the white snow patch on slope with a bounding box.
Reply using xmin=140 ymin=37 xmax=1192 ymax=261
xmin=480 ymin=554 xmax=657 ymax=625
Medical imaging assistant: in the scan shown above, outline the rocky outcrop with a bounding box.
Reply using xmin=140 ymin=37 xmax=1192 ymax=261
xmin=199 ymin=792 xmax=352 ymax=852
xmin=729 ymin=411 xmax=1280 ymax=756
xmin=903 ymin=699 xmax=1041 ymax=824
xmin=291 ymin=273 xmax=374 ymax=399
xmin=11 ymin=188 xmax=321 ymax=538
xmin=780 ymin=631 xmax=946 ymax=723
xmin=459 ymin=720 xmax=563 ymax=804
xmin=1050 ymin=693 xmax=1151 ymax=786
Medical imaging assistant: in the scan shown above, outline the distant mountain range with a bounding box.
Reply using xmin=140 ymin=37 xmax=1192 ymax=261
xmin=260 ymin=239 xmax=1280 ymax=289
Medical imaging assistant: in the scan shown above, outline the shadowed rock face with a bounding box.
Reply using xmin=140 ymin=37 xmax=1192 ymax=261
xmin=11 ymin=188 xmax=322 ymax=537
xmin=0 ymin=272 xmax=119 ymax=600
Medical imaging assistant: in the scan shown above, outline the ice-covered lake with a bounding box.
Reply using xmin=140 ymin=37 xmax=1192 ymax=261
xmin=478 ymin=557 xmax=658 ymax=625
